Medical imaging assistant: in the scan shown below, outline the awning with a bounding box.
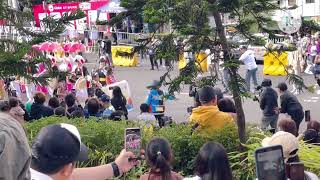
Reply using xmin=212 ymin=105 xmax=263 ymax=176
xmin=97 ymin=0 xmax=126 ymax=13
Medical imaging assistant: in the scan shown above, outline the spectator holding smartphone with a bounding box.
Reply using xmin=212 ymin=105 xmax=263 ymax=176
xmin=141 ymin=137 xmax=183 ymax=180
xmin=30 ymin=123 xmax=138 ymax=180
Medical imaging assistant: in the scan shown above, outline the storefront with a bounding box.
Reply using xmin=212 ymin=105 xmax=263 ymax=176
xmin=32 ymin=0 xmax=115 ymax=30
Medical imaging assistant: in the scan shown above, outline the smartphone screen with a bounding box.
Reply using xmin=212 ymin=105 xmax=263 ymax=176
xmin=125 ymin=128 xmax=141 ymax=157
xmin=305 ymin=110 xmax=311 ymax=122
xmin=255 ymin=145 xmax=286 ymax=180
xmin=288 ymin=162 xmax=304 ymax=180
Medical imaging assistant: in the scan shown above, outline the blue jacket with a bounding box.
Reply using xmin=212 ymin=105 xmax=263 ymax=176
xmin=146 ymin=89 xmax=164 ymax=113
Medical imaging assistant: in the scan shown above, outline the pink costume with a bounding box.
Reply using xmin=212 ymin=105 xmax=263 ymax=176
xmin=35 ymin=63 xmax=49 ymax=94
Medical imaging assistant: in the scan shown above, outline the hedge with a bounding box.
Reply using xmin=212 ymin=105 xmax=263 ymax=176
xmin=25 ymin=117 xmax=320 ymax=179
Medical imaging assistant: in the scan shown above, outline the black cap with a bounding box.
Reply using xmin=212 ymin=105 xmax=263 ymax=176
xmin=261 ymin=79 xmax=272 ymax=87
xmin=31 ymin=124 xmax=88 ymax=173
xmin=277 ymin=82 xmax=288 ymax=91
xmin=198 ymin=86 xmax=216 ymax=104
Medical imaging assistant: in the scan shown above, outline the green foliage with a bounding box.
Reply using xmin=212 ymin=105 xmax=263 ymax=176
xmin=229 ymin=127 xmax=320 ymax=179
xmin=301 ymin=19 xmax=320 ymax=36
xmin=25 ymin=117 xmax=320 ymax=179
xmin=25 ymin=116 xmax=239 ymax=178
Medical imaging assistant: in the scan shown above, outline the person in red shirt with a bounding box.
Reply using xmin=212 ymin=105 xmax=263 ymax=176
xmin=106 ymin=68 xmax=116 ymax=85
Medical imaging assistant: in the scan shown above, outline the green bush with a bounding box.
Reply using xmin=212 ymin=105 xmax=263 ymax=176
xmin=228 ymin=127 xmax=320 ymax=179
xmin=25 ymin=117 xmax=320 ymax=179
xmin=25 ymin=116 xmax=239 ymax=179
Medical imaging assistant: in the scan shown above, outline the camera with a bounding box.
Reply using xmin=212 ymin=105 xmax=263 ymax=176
xmin=187 ymin=106 xmax=195 ymax=113
xmin=253 ymin=95 xmax=260 ymax=102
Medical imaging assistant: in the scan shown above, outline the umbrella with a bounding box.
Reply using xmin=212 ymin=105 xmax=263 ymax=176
xmin=32 ymin=44 xmax=41 ymax=51
xmin=39 ymin=42 xmax=51 ymax=51
xmin=47 ymin=42 xmax=61 ymax=52
xmin=63 ymin=43 xmax=72 ymax=52
xmin=69 ymin=43 xmax=86 ymax=53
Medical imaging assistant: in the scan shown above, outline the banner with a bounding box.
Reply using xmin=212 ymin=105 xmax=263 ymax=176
xmin=75 ymin=77 xmax=88 ymax=101
xmin=101 ymin=80 xmax=134 ymax=111
xmin=32 ymin=1 xmax=110 ymax=30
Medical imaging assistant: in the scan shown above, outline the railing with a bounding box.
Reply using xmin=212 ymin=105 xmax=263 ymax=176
xmin=115 ymin=32 xmax=141 ymax=45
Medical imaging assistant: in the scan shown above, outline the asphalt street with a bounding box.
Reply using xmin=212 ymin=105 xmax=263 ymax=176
xmin=84 ymin=53 xmax=320 ymax=130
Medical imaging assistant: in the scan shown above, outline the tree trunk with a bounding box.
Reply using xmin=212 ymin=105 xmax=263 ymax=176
xmin=212 ymin=12 xmax=246 ymax=144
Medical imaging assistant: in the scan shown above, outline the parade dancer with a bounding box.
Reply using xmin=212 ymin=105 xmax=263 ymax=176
xmin=95 ymin=58 xmax=108 ymax=86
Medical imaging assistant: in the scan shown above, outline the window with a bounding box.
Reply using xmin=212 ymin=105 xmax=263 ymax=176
xmin=306 ymin=0 xmax=315 ymax=3
xmin=288 ymin=0 xmax=296 ymax=6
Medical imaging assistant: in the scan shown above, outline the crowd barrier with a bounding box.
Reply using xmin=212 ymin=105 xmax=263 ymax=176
xmin=111 ymin=45 xmax=138 ymax=67
xmin=178 ymin=52 xmax=208 ymax=72
xmin=263 ymin=51 xmax=288 ymax=76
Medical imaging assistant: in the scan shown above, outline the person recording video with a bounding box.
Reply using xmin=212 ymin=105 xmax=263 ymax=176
xmin=258 ymin=79 xmax=279 ymax=132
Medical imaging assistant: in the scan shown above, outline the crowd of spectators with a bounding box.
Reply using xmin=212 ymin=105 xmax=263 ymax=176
xmin=0 ymin=79 xmax=320 ymax=179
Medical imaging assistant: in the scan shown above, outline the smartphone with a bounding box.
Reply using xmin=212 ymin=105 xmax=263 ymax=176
xmin=305 ymin=110 xmax=311 ymax=122
xmin=255 ymin=145 xmax=286 ymax=180
xmin=286 ymin=162 xmax=305 ymax=180
xmin=125 ymin=128 xmax=141 ymax=158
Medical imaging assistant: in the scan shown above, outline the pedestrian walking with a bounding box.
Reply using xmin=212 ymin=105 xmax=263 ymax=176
xmin=102 ymin=36 xmax=113 ymax=66
xmin=239 ymin=46 xmax=258 ymax=92
xmin=148 ymin=40 xmax=158 ymax=70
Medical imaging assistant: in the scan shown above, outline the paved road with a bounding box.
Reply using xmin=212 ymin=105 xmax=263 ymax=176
xmin=84 ymin=53 xmax=320 ymax=130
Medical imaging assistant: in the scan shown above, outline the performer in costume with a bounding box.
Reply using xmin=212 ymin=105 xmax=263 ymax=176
xmin=95 ymin=57 xmax=108 ymax=86
xmin=106 ymin=67 xmax=116 ymax=85
xmin=74 ymin=59 xmax=89 ymax=79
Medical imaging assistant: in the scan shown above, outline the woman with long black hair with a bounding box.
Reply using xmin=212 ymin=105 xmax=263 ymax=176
xmin=185 ymin=142 xmax=233 ymax=180
xmin=111 ymin=86 xmax=128 ymax=120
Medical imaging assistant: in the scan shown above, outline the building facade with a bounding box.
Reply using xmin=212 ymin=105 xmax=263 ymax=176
xmin=279 ymin=0 xmax=320 ymax=23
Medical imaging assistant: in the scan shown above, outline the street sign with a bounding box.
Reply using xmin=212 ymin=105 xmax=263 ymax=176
xmin=277 ymin=11 xmax=302 ymax=34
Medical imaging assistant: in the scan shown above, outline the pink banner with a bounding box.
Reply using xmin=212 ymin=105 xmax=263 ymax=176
xmin=32 ymin=1 xmax=110 ymax=29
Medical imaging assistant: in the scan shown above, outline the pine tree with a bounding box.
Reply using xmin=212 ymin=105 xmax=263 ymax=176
xmin=118 ymin=0 xmax=308 ymax=143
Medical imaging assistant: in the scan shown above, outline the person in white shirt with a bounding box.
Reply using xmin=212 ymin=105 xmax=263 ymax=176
xmin=30 ymin=123 xmax=138 ymax=180
xmin=137 ymin=103 xmax=158 ymax=127
xmin=239 ymin=46 xmax=258 ymax=92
